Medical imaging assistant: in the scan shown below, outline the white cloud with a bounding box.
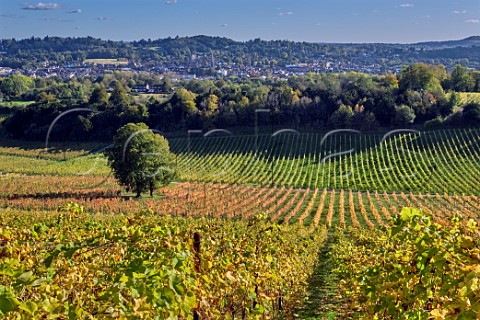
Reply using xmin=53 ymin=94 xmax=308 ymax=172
xmin=399 ymin=4 xmax=414 ymax=8
xmin=165 ymin=0 xmax=177 ymax=5
xmin=23 ymin=2 xmax=61 ymax=10
xmin=68 ymin=9 xmax=82 ymax=14
xmin=453 ymin=10 xmax=467 ymax=14
xmin=97 ymin=16 xmax=109 ymax=21
xmin=465 ymin=19 xmax=480 ymax=23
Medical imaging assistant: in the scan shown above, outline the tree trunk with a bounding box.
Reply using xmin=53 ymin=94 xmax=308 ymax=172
xmin=136 ymin=184 xmax=141 ymax=198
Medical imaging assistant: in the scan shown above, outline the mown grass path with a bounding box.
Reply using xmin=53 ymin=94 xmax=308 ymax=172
xmin=297 ymin=232 xmax=354 ymax=319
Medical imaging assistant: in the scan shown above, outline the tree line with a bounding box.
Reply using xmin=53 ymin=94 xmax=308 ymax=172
xmin=2 ymin=63 xmax=480 ymax=142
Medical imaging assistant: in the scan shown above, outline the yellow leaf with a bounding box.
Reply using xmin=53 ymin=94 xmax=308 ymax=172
xmin=430 ymin=308 xmax=447 ymax=319
xmin=225 ymin=271 xmax=236 ymax=282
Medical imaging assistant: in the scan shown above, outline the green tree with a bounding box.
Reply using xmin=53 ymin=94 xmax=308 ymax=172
xmin=109 ymin=81 xmax=131 ymax=111
xmin=353 ymin=105 xmax=377 ymax=131
xmin=0 ymin=74 xmax=35 ymax=98
xmin=36 ymin=91 xmax=57 ymax=103
xmin=394 ymin=105 xmax=416 ymax=126
xmin=105 ymin=123 xmax=175 ymax=197
xmin=440 ymin=91 xmax=459 ymax=117
xmin=450 ymin=65 xmax=474 ymax=92
xmin=120 ymin=104 xmax=149 ymax=124
xmin=328 ymin=104 xmax=355 ymax=128
xmin=462 ymin=102 xmax=480 ymax=126
xmin=69 ymin=115 xmax=93 ymax=143
xmin=170 ymin=88 xmax=197 ymax=125
xmin=423 ymin=116 xmax=444 ymax=129
xmin=161 ymin=76 xmax=173 ymax=93
xmin=398 ymin=63 xmax=443 ymax=93
xmin=471 ymin=71 xmax=480 ymax=92
xmin=89 ymin=86 xmax=109 ymax=105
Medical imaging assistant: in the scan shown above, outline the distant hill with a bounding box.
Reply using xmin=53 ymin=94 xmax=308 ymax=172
xmin=0 ymin=35 xmax=479 ymax=72
xmin=414 ymin=36 xmax=480 ymax=48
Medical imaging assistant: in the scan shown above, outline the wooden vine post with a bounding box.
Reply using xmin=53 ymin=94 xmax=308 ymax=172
xmin=193 ymin=231 xmax=201 ymax=271
xmin=193 ymin=231 xmax=201 ymax=320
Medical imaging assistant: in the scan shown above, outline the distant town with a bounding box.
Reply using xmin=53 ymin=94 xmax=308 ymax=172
xmin=0 ymin=60 xmax=405 ymax=83
xmin=1 ymin=35 xmax=479 ymax=81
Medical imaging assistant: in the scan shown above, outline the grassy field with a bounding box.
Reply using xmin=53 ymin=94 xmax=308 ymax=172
xmin=0 ymin=100 xmax=35 ymax=108
xmin=458 ymin=91 xmax=480 ymax=104
xmin=132 ymin=93 xmax=172 ymax=104
xmin=83 ymin=58 xmax=129 ymax=65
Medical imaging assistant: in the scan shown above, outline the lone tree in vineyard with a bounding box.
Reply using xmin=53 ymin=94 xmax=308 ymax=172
xmin=106 ymin=122 xmax=175 ymax=197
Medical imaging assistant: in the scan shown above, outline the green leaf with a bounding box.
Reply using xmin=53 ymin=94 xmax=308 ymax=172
xmin=31 ymin=277 xmax=48 ymax=287
xmin=17 ymin=271 xmax=33 ymax=283
xmin=457 ymin=311 xmax=476 ymax=320
xmin=131 ymin=288 xmax=140 ymax=299
xmin=40 ymin=298 xmax=55 ymax=313
xmin=68 ymin=305 xmax=83 ymax=319
xmin=169 ymin=275 xmax=184 ymax=295
xmin=160 ymin=287 xmax=175 ymax=305
xmin=44 ymin=250 xmax=61 ymax=268
xmin=19 ymin=301 xmax=37 ymax=315
xmin=0 ymin=286 xmax=19 ymax=314
xmin=0 ymin=297 xmax=18 ymax=314
xmin=65 ymin=246 xmax=82 ymax=259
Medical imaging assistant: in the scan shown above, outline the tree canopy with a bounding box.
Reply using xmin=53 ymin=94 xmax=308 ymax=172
xmin=105 ymin=122 xmax=176 ymax=197
xmin=3 ymin=63 xmax=480 ymax=142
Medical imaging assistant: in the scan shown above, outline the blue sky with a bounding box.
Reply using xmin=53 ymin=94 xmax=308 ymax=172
xmin=1 ymin=0 xmax=479 ymax=43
